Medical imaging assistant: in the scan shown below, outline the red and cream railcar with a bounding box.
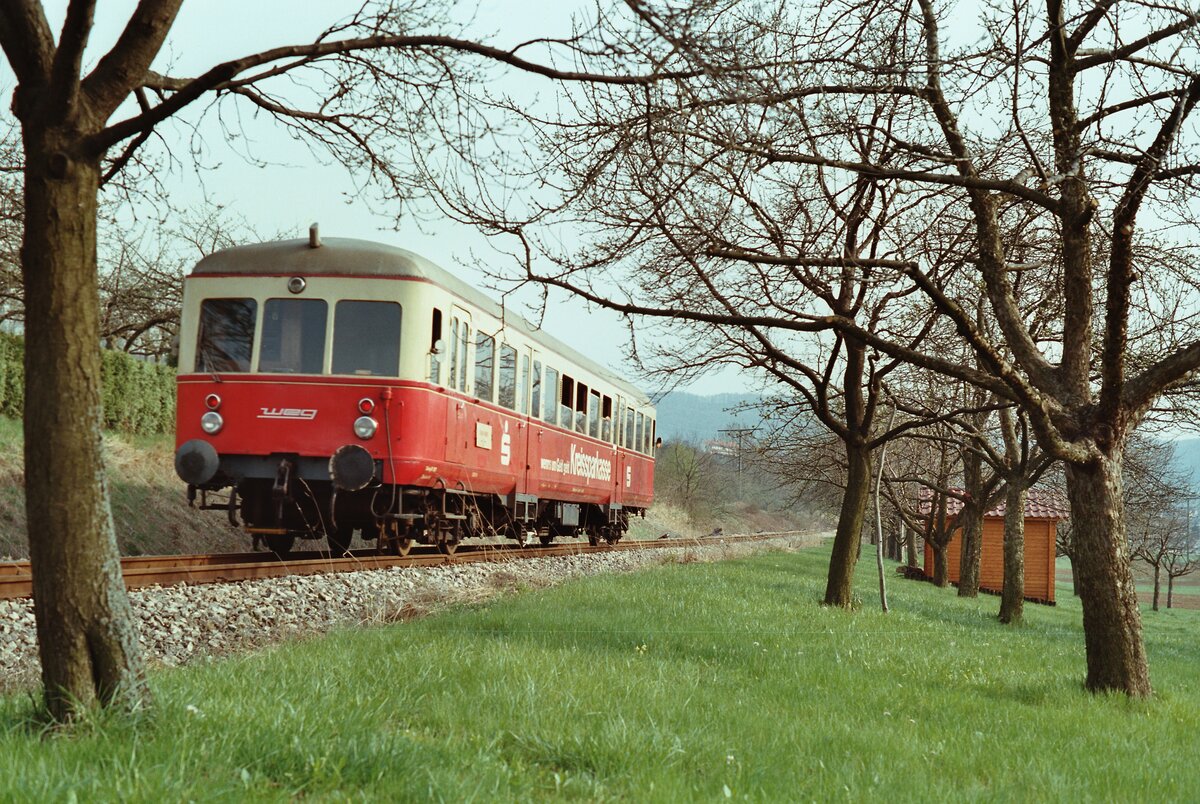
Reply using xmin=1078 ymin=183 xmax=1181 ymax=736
xmin=173 ymin=235 xmax=657 ymax=555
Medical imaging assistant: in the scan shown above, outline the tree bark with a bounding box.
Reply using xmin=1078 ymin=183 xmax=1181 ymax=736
xmin=824 ymin=440 xmax=870 ymax=607
xmin=998 ymin=483 xmax=1025 ymax=624
xmin=957 ymin=453 xmax=984 ymax=597
xmin=931 ymin=542 xmax=949 ymax=587
xmin=1152 ymin=565 xmax=1160 ymax=612
xmin=22 ymin=126 xmax=149 ymax=719
xmin=905 ymin=521 xmax=918 ymax=568
xmin=1064 ymin=454 xmax=1151 ymax=696
xmin=1167 ymin=576 xmax=1174 ymax=609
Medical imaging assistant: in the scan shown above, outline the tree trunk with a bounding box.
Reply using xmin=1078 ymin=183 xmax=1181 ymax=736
xmin=905 ymin=522 xmax=918 ymax=568
xmin=1064 ymin=454 xmax=1151 ymax=696
xmin=1167 ymin=576 xmax=1174 ymax=609
xmin=824 ymin=441 xmax=870 ymax=607
xmin=957 ymin=454 xmax=984 ymax=597
xmin=1070 ymin=556 xmax=1079 ymax=596
xmin=1151 ymin=565 xmax=1160 ymax=612
xmin=931 ymin=542 xmax=949 ymax=587
xmin=22 ymin=128 xmax=149 ymax=719
xmin=998 ymin=483 xmax=1025 ymax=624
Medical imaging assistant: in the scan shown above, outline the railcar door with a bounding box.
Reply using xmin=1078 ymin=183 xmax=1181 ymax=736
xmin=524 ymin=352 xmax=544 ymax=495
xmin=444 ymin=307 xmax=472 ymax=465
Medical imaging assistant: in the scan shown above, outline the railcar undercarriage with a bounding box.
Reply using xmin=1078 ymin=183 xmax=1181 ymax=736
xmin=186 ymin=455 xmax=634 ymax=557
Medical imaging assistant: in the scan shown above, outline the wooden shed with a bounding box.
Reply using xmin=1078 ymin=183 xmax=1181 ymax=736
xmin=922 ymin=490 xmax=1069 ymax=604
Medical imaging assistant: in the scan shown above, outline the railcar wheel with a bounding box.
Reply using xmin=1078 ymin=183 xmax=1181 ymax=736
xmin=328 ymin=525 xmax=354 ymax=556
xmin=437 ymin=537 xmax=459 ymax=556
xmin=587 ymin=530 xmax=600 ymax=547
xmin=265 ymin=533 xmax=295 ymax=557
xmin=539 ymin=534 xmax=554 ymax=546
xmin=393 ymin=537 xmax=413 ymax=557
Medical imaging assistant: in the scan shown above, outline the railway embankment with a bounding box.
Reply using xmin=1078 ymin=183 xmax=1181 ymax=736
xmin=3 ymin=546 xmax=1198 ymax=799
xmin=0 ymin=533 xmax=819 ymax=692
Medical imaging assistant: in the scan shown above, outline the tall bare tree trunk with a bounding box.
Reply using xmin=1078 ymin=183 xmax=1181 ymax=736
xmin=1167 ymin=576 xmax=1174 ymax=609
xmin=1064 ymin=454 xmax=1150 ymax=696
xmin=905 ymin=522 xmax=918 ymax=569
xmin=825 ymin=441 xmax=870 ymax=607
xmin=22 ymin=126 xmax=148 ymax=719
xmin=957 ymin=454 xmax=984 ymax=597
xmin=931 ymin=543 xmax=949 ymax=587
xmin=998 ymin=483 xmax=1025 ymax=624
xmin=1151 ymin=565 xmax=1160 ymax=612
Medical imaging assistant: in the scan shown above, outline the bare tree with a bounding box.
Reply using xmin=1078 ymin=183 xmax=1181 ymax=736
xmin=430 ymin=0 xmax=1200 ymax=696
xmin=0 ymin=0 xmax=680 ymax=720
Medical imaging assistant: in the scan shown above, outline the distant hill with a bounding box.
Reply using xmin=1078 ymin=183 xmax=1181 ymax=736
xmin=654 ymin=392 xmax=762 ymax=443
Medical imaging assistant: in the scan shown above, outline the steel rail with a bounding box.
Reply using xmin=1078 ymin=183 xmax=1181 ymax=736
xmin=0 ymin=531 xmax=810 ymax=601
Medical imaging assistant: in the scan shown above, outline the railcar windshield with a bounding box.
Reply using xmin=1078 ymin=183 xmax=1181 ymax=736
xmin=332 ymin=300 xmax=401 ymax=376
xmin=196 ymin=298 xmax=257 ymax=373
xmin=259 ymin=298 xmax=327 ymax=374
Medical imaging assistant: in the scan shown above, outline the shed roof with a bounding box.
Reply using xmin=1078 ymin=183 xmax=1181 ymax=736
xmin=921 ymin=487 xmax=1070 ymax=521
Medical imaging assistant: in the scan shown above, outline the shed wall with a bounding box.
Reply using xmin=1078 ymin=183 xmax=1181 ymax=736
xmin=922 ymin=516 xmax=1057 ymax=603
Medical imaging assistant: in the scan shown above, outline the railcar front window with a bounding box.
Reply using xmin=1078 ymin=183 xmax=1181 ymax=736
xmin=333 ymin=301 xmax=401 ymax=376
xmin=196 ymin=298 xmax=257 ymax=373
xmin=259 ymin=298 xmax=327 ymax=374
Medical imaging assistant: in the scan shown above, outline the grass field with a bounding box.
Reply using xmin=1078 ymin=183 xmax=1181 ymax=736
xmin=2 ymin=544 xmax=1198 ymax=801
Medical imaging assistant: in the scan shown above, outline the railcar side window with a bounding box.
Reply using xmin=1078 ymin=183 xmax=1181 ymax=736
xmin=636 ymin=412 xmax=645 ymax=454
xmin=602 ymin=396 xmax=613 ymax=442
xmin=259 ymin=298 xmax=327 ymax=374
xmin=457 ymin=320 xmax=470 ymax=391
xmin=332 ymin=301 xmax=401 ymax=376
xmin=575 ymin=382 xmax=588 ymax=434
xmin=518 ymin=353 xmax=530 ymax=414
xmin=429 ymin=308 xmax=443 ymax=384
xmin=544 ymin=367 xmax=559 ymax=425
xmin=588 ymin=390 xmax=600 ymax=439
xmin=475 ymin=332 xmax=495 ymax=402
xmin=625 ymin=406 xmax=635 ymax=449
xmin=559 ymin=375 xmax=574 ymax=427
xmin=532 ymin=360 xmax=543 ymax=420
xmin=498 ymin=342 xmax=517 ymax=409
xmin=449 ymin=319 xmax=460 ymax=389
xmin=646 ymin=417 xmax=655 ymax=453
xmin=196 ymin=298 xmax=257 ymax=373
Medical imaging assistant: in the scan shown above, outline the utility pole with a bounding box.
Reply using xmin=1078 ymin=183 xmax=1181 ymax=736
xmin=719 ymin=427 xmax=758 ymax=498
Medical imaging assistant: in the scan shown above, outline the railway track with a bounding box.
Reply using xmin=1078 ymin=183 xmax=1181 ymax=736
xmin=0 ymin=532 xmax=805 ymax=601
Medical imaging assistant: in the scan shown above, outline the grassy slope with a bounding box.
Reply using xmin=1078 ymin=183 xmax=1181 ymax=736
xmin=2 ymin=545 xmax=1197 ymax=801
xmin=0 ymin=416 xmax=244 ymax=559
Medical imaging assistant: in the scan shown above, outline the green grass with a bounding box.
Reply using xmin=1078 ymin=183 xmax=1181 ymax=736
xmin=2 ymin=546 xmax=1198 ymax=801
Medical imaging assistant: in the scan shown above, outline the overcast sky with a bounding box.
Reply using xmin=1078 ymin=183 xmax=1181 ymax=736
xmin=4 ymin=1 xmax=751 ymax=399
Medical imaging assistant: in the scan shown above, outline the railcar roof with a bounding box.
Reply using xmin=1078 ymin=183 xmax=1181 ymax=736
xmin=191 ymin=238 xmax=652 ymax=406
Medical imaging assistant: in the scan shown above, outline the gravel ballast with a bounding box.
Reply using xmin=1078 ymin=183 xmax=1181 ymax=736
xmin=0 ymin=535 xmax=815 ymax=691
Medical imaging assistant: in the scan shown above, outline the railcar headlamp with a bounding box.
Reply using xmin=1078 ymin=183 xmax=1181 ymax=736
xmin=353 ymin=416 xmax=378 ymax=439
xmin=287 ymin=276 xmax=306 ymax=294
xmin=200 ymin=411 xmax=224 ymax=435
